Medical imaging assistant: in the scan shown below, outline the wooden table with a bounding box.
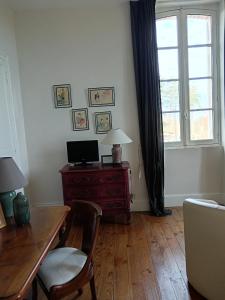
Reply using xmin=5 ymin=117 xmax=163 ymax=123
xmin=0 ymin=206 xmax=70 ymax=300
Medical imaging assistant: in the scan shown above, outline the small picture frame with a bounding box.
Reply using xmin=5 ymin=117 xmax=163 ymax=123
xmin=53 ymin=84 xmax=72 ymax=108
xmin=0 ymin=204 xmax=6 ymax=229
xmin=88 ymin=87 xmax=115 ymax=107
xmin=72 ymin=108 xmax=89 ymax=131
xmin=95 ymin=111 xmax=112 ymax=134
xmin=101 ymin=155 xmax=113 ymax=165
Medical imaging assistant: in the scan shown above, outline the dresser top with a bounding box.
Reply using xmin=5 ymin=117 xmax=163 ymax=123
xmin=60 ymin=161 xmax=130 ymax=173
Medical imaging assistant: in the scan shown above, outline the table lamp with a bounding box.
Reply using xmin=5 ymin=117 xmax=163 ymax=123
xmin=0 ymin=157 xmax=27 ymax=218
xmin=101 ymin=128 xmax=133 ymax=164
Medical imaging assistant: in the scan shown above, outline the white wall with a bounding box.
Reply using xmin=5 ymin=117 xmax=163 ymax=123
xmin=15 ymin=4 xmax=148 ymax=209
xmin=15 ymin=3 xmax=223 ymax=209
xmin=165 ymin=146 xmax=223 ymax=205
xmin=0 ymin=5 xmax=28 ymax=175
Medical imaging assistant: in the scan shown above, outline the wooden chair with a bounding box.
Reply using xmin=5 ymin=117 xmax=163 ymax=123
xmin=36 ymin=200 xmax=102 ymax=300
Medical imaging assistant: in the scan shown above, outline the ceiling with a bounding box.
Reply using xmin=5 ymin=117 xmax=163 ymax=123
xmin=0 ymin=0 xmax=220 ymax=11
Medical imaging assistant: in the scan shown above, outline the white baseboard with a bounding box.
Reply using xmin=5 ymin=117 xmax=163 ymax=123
xmin=165 ymin=193 xmax=223 ymax=207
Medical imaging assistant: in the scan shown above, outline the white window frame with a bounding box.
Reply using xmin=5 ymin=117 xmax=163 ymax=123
xmin=157 ymin=5 xmax=220 ymax=148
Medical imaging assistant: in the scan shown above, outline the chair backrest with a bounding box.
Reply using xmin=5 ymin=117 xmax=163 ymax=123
xmin=57 ymin=200 xmax=102 ymax=254
xmin=71 ymin=200 xmax=102 ymax=256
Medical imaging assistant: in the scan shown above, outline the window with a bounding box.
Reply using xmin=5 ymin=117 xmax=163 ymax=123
xmin=156 ymin=8 xmax=219 ymax=147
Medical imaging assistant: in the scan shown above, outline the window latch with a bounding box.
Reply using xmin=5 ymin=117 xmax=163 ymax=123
xmin=184 ymin=111 xmax=188 ymax=120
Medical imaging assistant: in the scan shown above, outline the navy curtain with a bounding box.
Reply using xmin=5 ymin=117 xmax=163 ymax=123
xmin=130 ymin=0 xmax=171 ymax=216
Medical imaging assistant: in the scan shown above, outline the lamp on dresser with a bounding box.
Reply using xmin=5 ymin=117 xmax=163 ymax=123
xmin=0 ymin=157 xmax=27 ymax=218
xmin=101 ymin=128 xmax=133 ymax=164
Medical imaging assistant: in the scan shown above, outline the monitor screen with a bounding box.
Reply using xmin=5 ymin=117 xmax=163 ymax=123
xmin=67 ymin=140 xmax=99 ymax=164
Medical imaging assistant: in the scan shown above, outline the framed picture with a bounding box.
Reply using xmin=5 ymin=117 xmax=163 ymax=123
xmin=88 ymin=87 xmax=115 ymax=107
xmin=95 ymin=111 xmax=112 ymax=134
xmin=101 ymin=155 xmax=113 ymax=165
xmin=0 ymin=204 xmax=6 ymax=229
xmin=72 ymin=108 xmax=89 ymax=131
xmin=53 ymin=84 xmax=72 ymax=108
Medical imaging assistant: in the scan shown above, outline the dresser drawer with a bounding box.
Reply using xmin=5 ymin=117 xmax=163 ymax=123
xmin=64 ymin=183 xmax=126 ymax=201
xmin=99 ymin=184 xmax=125 ymax=198
xmin=62 ymin=171 xmax=126 ymax=186
xmin=63 ymin=173 xmax=98 ymax=186
xmin=95 ymin=199 xmax=126 ymax=210
xmin=65 ymin=199 xmax=125 ymax=211
xmin=102 ymin=172 xmax=126 ymax=184
xmin=60 ymin=162 xmax=131 ymax=224
xmin=64 ymin=186 xmax=99 ymax=200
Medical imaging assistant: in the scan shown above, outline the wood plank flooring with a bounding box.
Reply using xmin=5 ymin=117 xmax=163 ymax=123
xmin=38 ymin=207 xmax=205 ymax=300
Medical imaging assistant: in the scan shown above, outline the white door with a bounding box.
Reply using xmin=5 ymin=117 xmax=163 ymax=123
xmin=0 ymin=56 xmax=17 ymax=158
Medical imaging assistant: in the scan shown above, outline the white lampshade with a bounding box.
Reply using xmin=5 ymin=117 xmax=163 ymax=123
xmin=101 ymin=128 xmax=133 ymax=145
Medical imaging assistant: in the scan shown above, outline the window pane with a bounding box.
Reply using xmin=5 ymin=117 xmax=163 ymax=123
xmin=188 ymin=47 xmax=211 ymax=78
xmin=163 ymin=112 xmax=180 ymax=142
xmin=189 ymin=79 xmax=212 ymax=109
xmin=190 ymin=110 xmax=213 ymax=140
xmin=188 ymin=15 xmax=212 ymax=46
xmin=156 ymin=16 xmax=178 ymax=48
xmin=160 ymin=81 xmax=180 ymax=112
xmin=158 ymin=49 xmax=179 ymax=80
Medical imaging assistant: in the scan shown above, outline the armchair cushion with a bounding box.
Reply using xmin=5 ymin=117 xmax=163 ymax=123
xmin=38 ymin=247 xmax=87 ymax=291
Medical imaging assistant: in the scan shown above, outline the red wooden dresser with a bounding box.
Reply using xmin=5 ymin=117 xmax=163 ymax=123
xmin=60 ymin=162 xmax=131 ymax=224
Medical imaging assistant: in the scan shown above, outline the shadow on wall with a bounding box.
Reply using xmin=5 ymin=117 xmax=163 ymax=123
xmin=200 ymin=146 xmax=224 ymax=202
xmin=25 ymin=147 xmax=66 ymax=207
xmin=124 ymin=141 xmax=149 ymax=211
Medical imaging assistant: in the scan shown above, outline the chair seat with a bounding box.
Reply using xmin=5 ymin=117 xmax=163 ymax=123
xmin=38 ymin=247 xmax=88 ymax=291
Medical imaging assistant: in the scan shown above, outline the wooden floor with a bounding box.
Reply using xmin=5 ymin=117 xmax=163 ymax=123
xmin=38 ymin=207 xmax=205 ymax=300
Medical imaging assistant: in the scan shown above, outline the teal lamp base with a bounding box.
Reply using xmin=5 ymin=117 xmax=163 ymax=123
xmin=0 ymin=191 xmax=16 ymax=218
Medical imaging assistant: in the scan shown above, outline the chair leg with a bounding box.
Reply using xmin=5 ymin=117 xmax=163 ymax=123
xmin=90 ymin=276 xmax=97 ymax=300
xmin=32 ymin=278 xmax=38 ymax=300
xmin=78 ymin=288 xmax=83 ymax=295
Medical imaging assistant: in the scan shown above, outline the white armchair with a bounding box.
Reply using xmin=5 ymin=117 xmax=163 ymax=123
xmin=183 ymin=198 xmax=225 ymax=300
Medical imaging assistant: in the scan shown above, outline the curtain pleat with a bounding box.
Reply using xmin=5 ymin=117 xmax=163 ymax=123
xmin=130 ymin=0 xmax=171 ymax=216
